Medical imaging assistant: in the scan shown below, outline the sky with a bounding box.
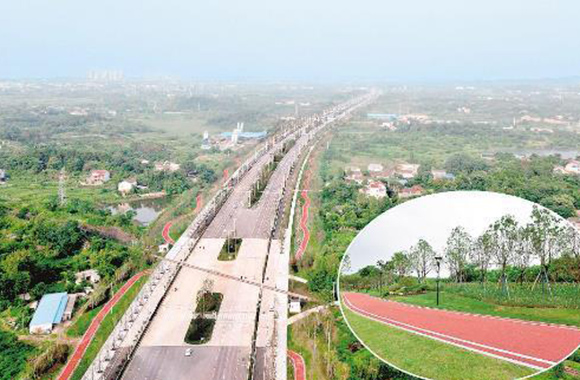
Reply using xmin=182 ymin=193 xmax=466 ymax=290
xmin=342 ymin=191 xmax=547 ymax=278
xmin=1 ymin=0 xmax=579 ymax=81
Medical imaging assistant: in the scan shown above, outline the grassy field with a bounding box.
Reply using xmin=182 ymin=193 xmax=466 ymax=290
xmin=66 ymin=306 xmax=104 ymax=338
xmin=343 ymin=307 xmax=535 ymax=380
xmin=69 ymin=275 xmax=148 ymax=380
xmin=391 ymin=291 xmax=580 ymax=327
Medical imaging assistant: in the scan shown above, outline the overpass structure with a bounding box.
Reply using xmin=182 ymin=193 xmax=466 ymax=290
xmin=81 ymin=91 xmax=377 ymax=380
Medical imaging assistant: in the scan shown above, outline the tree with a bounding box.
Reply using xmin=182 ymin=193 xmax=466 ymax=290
xmin=408 ymin=239 xmax=436 ymax=283
xmin=391 ymin=251 xmax=411 ymax=279
xmin=196 ymin=278 xmax=214 ymax=315
xmin=489 ymin=215 xmax=518 ymax=295
xmin=470 ymin=230 xmax=493 ymax=284
xmin=445 ymin=226 xmax=472 ymax=283
xmin=376 ymin=259 xmax=394 ymax=290
xmin=527 ymin=206 xmax=564 ymax=292
xmin=513 ymin=226 xmax=533 ymax=284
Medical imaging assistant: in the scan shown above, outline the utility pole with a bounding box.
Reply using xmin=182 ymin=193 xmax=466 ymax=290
xmin=435 ymin=256 xmax=442 ymax=306
xmin=58 ymin=167 xmax=66 ymax=206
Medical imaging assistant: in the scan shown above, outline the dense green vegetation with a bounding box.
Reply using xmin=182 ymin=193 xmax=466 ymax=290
xmin=185 ymin=317 xmax=216 ymax=345
xmin=0 ymin=330 xmax=35 ymax=380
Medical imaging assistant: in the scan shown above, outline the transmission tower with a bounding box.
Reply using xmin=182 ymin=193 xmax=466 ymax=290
xmin=58 ymin=167 xmax=66 ymax=206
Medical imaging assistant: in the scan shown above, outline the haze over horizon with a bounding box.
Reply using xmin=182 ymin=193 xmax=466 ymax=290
xmin=1 ymin=0 xmax=579 ymax=81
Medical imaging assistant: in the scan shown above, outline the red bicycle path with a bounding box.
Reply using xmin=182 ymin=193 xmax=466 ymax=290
xmin=295 ymin=169 xmax=311 ymax=260
xmin=288 ymin=350 xmax=306 ymax=380
xmin=343 ymin=292 xmax=580 ymax=370
xmin=161 ymin=193 xmax=203 ymax=245
xmin=58 ymin=271 xmax=146 ymax=380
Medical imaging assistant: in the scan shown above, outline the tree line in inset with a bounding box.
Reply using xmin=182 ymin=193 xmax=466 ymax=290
xmin=343 ymin=206 xmax=580 ymax=296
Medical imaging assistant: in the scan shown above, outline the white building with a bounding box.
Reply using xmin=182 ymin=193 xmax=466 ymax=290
xmin=396 ymin=163 xmax=420 ymax=179
xmin=118 ymin=179 xmax=136 ymax=195
xmin=289 ymin=299 xmax=301 ymax=314
xmin=367 ymin=163 xmax=384 ymax=172
xmin=75 ymin=269 xmax=101 ymax=285
xmin=360 ymin=180 xmax=387 ymax=199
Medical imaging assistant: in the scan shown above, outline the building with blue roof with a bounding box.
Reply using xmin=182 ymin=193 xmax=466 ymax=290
xmin=29 ymin=292 xmax=69 ymax=334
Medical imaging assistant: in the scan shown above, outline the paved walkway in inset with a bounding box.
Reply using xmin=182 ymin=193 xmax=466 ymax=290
xmin=58 ymin=272 xmax=146 ymax=380
xmin=343 ymin=292 xmax=580 ymax=370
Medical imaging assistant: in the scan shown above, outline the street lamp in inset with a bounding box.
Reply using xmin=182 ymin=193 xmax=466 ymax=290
xmin=435 ymin=256 xmax=443 ymax=306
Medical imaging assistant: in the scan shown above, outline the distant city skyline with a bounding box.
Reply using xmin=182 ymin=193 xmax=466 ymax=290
xmin=1 ymin=0 xmax=579 ymax=81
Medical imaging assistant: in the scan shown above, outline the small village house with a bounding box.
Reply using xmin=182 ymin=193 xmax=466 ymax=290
xmin=367 ymin=163 xmax=384 ymax=173
xmin=399 ymin=185 xmax=424 ymax=199
xmin=395 ymin=163 xmax=420 ymax=179
xmin=431 ymin=169 xmax=455 ymax=181
xmin=360 ymin=180 xmax=387 ymax=199
xmin=75 ymin=269 xmax=101 ymax=285
xmin=86 ymin=170 xmax=110 ymax=185
xmin=118 ymin=179 xmax=137 ymax=195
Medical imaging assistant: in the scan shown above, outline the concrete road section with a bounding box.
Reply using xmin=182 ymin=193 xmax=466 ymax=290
xmin=123 ymin=346 xmax=249 ymax=380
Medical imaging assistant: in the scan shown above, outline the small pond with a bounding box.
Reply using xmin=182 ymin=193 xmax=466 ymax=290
xmin=107 ymin=197 xmax=171 ymax=226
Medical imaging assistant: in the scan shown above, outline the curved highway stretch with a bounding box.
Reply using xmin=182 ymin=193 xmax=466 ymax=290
xmin=343 ymin=292 xmax=580 ymax=370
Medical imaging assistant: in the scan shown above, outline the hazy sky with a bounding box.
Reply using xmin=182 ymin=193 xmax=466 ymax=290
xmin=343 ymin=191 xmax=545 ymax=278
xmin=1 ymin=0 xmax=579 ymax=81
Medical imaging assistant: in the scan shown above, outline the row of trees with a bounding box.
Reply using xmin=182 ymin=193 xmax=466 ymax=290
xmin=370 ymin=206 xmax=580 ymax=295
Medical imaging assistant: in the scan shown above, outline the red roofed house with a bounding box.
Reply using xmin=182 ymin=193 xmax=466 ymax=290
xmin=360 ymin=180 xmax=387 ymax=199
xmin=395 ymin=163 xmax=420 ymax=179
xmin=399 ymin=185 xmax=424 ymax=199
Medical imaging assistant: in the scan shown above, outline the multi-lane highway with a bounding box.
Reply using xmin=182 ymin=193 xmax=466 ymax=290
xmin=82 ymin=91 xmax=376 ymax=380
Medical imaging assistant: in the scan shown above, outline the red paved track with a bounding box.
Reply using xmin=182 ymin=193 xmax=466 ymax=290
xmin=288 ymin=350 xmax=306 ymax=380
xmin=343 ymin=292 xmax=580 ymax=370
xmin=58 ymin=272 xmax=146 ymax=380
xmin=194 ymin=193 xmax=203 ymax=213
xmin=162 ymin=194 xmax=202 ymax=245
xmin=162 ymin=222 xmax=175 ymax=245
xmin=295 ymin=169 xmax=311 ymax=260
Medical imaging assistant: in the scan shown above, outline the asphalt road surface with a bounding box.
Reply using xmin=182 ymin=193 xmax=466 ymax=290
xmin=123 ymin=346 xmax=249 ymax=380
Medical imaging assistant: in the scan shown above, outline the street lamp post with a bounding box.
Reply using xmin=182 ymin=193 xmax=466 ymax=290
xmin=435 ymin=256 xmax=443 ymax=306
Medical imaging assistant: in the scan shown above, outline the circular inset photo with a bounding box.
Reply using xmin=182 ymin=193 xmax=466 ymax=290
xmin=338 ymin=191 xmax=580 ymax=380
